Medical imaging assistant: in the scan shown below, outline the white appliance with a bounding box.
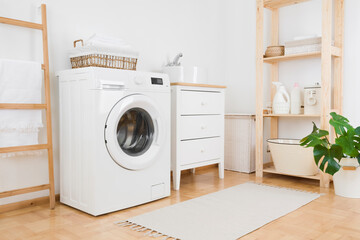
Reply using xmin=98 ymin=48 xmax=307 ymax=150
xmin=304 ymin=83 xmax=321 ymax=115
xmin=57 ymin=67 xmax=170 ymax=216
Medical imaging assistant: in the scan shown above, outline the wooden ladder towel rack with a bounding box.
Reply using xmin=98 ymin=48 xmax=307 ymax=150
xmin=0 ymin=4 xmax=55 ymax=209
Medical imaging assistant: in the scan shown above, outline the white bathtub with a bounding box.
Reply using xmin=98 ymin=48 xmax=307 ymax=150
xmin=267 ymin=139 xmax=318 ymax=176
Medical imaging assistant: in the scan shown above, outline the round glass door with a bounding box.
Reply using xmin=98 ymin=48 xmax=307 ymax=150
xmin=117 ymin=108 xmax=154 ymax=157
xmin=105 ymin=94 xmax=164 ymax=170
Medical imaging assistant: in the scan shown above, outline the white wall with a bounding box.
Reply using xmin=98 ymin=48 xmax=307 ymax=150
xmin=0 ymin=0 xmax=225 ymax=204
xmin=223 ymin=0 xmax=257 ymax=114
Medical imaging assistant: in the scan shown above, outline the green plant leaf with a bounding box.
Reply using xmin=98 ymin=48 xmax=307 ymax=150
xmin=330 ymin=144 xmax=343 ymax=160
xmin=335 ymin=129 xmax=360 ymax=158
xmin=355 ymin=126 xmax=360 ymax=136
xmin=313 ymin=145 xmax=328 ymax=167
xmin=300 ymin=122 xmax=329 ymax=148
xmin=325 ymin=156 xmax=341 ymax=175
xmin=313 ymin=144 xmax=342 ymax=175
xmin=329 ymin=112 xmax=354 ymax=136
xmin=312 ymin=122 xmax=319 ymax=133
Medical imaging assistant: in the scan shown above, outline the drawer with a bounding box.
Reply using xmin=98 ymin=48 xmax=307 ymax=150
xmin=179 ymin=90 xmax=223 ymax=115
xmin=179 ymin=115 xmax=223 ymax=140
xmin=179 ymin=137 xmax=222 ymax=165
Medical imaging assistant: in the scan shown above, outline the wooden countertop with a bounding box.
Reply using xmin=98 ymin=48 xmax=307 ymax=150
xmin=170 ymin=82 xmax=226 ymax=89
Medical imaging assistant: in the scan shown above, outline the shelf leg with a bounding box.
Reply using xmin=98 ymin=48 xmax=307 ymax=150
xmin=320 ymin=0 xmax=333 ymax=188
xmin=334 ymin=0 xmax=344 ymax=116
xmin=173 ymin=170 xmax=181 ymax=191
xmin=270 ymin=9 xmax=279 ymax=164
xmin=218 ymin=162 xmax=224 ymax=179
xmin=255 ymin=0 xmax=264 ymax=178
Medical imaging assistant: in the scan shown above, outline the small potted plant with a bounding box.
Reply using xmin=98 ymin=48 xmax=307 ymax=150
xmin=300 ymin=112 xmax=360 ymax=198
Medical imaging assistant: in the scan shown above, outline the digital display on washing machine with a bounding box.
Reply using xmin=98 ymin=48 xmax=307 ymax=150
xmin=151 ymin=77 xmax=163 ymax=85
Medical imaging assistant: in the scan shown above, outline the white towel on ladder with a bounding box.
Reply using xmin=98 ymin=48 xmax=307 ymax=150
xmin=0 ymin=59 xmax=43 ymax=156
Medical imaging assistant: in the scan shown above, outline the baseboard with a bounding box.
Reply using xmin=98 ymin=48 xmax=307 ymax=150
xmin=0 ymin=194 xmax=60 ymax=214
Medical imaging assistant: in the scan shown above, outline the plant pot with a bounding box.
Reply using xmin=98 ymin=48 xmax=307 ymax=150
xmin=333 ymin=158 xmax=360 ymax=198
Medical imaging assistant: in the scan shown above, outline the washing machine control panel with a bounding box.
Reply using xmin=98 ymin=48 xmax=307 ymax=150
xmin=151 ymin=77 xmax=163 ymax=85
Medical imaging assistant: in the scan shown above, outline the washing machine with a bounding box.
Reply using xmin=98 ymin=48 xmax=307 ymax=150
xmin=57 ymin=67 xmax=170 ymax=216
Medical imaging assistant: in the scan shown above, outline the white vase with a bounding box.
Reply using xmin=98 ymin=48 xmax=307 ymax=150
xmin=333 ymin=158 xmax=360 ymax=198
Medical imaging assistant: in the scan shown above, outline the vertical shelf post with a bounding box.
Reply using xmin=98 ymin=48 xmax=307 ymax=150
xmin=255 ymin=0 xmax=264 ymax=178
xmin=334 ymin=0 xmax=344 ymax=115
xmin=320 ymin=0 xmax=333 ymax=188
xmin=270 ymin=9 xmax=279 ymax=146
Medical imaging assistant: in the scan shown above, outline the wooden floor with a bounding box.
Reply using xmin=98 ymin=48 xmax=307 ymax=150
xmin=1 ymin=167 xmax=360 ymax=240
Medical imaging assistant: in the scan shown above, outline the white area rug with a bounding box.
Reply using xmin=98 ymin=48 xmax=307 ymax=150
xmin=116 ymin=182 xmax=321 ymax=240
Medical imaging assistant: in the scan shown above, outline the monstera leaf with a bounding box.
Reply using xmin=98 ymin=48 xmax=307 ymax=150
xmin=335 ymin=129 xmax=359 ymax=158
xmin=300 ymin=122 xmax=330 ymax=148
xmin=329 ymin=112 xmax=354 ymax=136
xmin=313 ymin=144 xmax=342 ymax=175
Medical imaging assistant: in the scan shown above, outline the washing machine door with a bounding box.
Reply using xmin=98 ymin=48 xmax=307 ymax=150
xmin=105 ymin=94 xmax=164 ymax=170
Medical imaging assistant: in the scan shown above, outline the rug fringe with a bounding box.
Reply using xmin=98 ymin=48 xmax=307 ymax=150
xmin=115 ymin=220 xmax=180 ymax=240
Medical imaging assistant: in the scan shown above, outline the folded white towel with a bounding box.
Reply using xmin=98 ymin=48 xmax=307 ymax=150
xmin=85 ymin=34 xmax=131 ymax=48
xmin=0 ymin=59 xmax=43 ymax=149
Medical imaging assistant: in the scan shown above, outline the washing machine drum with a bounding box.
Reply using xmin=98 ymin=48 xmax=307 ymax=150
xmin=117 ymin=107 xmax=154 ymax=156
xmin=105 ymin=94 xmax=164 ymax=170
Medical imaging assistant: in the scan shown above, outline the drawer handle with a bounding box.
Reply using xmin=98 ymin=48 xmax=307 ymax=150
xmin=201 ymin=126 xmax=206 ymax=130
xmin=201 ymin=149 xmax=205 ymax=153
xmin=201 ymin=102 xmax=206 ymax=106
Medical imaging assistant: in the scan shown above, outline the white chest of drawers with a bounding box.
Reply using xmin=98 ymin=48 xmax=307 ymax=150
xmin=171 ymin=83 xmax=225 ymax=190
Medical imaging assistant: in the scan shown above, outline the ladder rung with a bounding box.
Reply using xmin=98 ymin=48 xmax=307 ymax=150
xmin=0 ymin=103 xmax=47 ymax=109
xmin=0 ymin=16 xmax=43 ymax=30
xmin=0 ymin=144 xmax=49 ymax=154
xmin=0 ymin=184 xmax=50 ymax=198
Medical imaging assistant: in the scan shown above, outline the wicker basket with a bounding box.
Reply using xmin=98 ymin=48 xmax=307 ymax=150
xmin=70 ymin=39 xmax=138 ymax=70
xmin=264 ymin=46 xmax=285 ymax=58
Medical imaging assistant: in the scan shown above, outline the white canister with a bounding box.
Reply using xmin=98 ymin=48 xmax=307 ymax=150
xmin=304 ymin=83 xmax=321 ymax=115
xmin=333 ymin=158 xmax=360 ymax=198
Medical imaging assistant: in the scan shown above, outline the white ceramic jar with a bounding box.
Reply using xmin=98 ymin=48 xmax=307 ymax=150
xmin=333 ymin=158 xmax=360 ymax=198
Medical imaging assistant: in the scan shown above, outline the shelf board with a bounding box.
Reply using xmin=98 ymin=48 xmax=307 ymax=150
xmin=264 ymin=0 xmax=312 ymax=9
xmin=263 ymin=166 xmax=320 ymax=180
xmin=263 ymin=114 xmax=320 ymax=118
xmin=264 ymin=52 xmax=320 ymax=63
xmin=263 ymin=47 xmax=341 ymax=64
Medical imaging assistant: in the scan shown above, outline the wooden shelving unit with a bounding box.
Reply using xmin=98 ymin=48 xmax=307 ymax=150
xmin=256 ymin=0 xmax=344 ymax=188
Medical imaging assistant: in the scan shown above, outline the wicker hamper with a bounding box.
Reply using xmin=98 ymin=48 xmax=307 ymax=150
xmin=69 ymin=39 xmax=138 ymax=70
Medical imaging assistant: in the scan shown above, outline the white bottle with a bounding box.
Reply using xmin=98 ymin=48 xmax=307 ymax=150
xmin=290 ymin=82 xmax=301 ymax=114
xmin=272 ymin=82 xmax=290 ymax=114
